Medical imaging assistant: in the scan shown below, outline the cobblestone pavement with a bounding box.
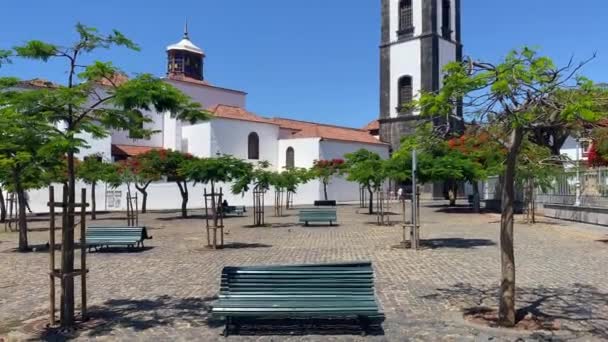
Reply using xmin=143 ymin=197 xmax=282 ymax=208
xmin=1 ymin=202 xmax=608 ymax=341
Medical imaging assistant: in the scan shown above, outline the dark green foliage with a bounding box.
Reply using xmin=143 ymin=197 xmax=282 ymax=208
xmin=344 ymin=149 xmax=387 ymax=214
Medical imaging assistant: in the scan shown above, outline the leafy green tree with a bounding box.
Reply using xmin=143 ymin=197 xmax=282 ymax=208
xmin=311 ymin=159 xmax=346 ymax=200
xmin=415 ymin=47 xmax=608 ymax=326
xmin=281 ymin=167 xmax=313 ymax=209
xmin=344 ymin=149 xmax=387 ymax=214
xmin=127 ymin=151 xmax=163 ymax=213
xmin=148 ymin=150 xmax=195 ymax=218
xmin=1 ymin=24 xmax=209 ymax=326
xmin=180 ymin=155 xmax=250 ymax=218
xmin=0 ymin=89 xmax=60 ymax=251
xmin=516 ymin=141 xmax=560 ymax=223
xmin=77 ymin=154 xmax=110 ymax=219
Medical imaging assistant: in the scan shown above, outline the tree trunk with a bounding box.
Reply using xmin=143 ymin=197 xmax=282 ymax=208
xmin=323 ymin=181 xmax=328 ymax=200
xmin=472 ymin=181 xmax=481 ymax=213
xmin=13 ymin=172 xmax=28 ymax=252
xmin=91 ymin=181 xmax=97 ymax=220
xmin=448 ymin=180 xmax=458 ymax=206
xmin=498 ymin=127 xmax=524 ymax=327
xmin=177 ymin=181 xmax=188 ymax=218
xmin=368 ymin=186 xmax=374 ymax=215
xmin=0 ymin=186 xmax=6 ymax=223
xmin=62 ymin=150 xmax=76 ymax=327
xmin=135 ymin=181 xmax=151 ymax=214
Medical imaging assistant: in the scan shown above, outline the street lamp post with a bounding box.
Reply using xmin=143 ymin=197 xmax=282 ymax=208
xmin=575 ymin=139 xmax=581 ymax=206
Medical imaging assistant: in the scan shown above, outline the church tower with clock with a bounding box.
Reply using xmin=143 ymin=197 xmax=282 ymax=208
xmin=379 ymin=0 xmax=463 ymax=151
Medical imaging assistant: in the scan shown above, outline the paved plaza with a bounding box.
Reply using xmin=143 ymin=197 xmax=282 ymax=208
xmin=1 ymin=202 xmax=608 ymax=341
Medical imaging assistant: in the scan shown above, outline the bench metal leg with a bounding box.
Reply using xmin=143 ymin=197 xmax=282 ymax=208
xmin=358 ymin=316 xmax=370 ymax=336
xmin=223 ymin=317 xmax=231 ymax=337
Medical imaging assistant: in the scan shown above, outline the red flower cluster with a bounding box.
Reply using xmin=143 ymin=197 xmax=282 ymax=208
xmin=587 ymin=142 xmax=608 ymax=167
xmin=118 ymin=157 xmax=144 ymax=175
xmin=447 ymin=133 xmax=490 ymax=154
xmin=313 ymin=159 xmax=344 ymax=168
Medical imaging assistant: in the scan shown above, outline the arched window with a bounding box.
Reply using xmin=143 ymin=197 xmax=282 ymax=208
xmin=248 ymin=132 xmax=259 ymax=160
xmin=442 ymin=0 xmax=451 ymax=39
xmin=398 ymin=76 xmax=413 ymax=114
xmin=398 ymin=0 xmax=414 ymax=38
xmin=286 ymin=147 xmax=295 ymax=169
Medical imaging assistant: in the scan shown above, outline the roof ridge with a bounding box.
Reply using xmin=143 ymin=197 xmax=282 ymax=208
xmin=273 ymin=117 xmax=365 ymax=132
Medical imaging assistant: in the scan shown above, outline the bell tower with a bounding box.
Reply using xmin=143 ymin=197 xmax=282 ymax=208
xmin=167 ymin=22 xmax=205 ymax=81
xmin=379 ymin=0 xmax=462 ymax=151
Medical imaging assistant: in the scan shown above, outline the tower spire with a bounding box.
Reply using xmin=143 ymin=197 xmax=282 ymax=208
xmin=183 ymin=18 xmax=189 ymax=39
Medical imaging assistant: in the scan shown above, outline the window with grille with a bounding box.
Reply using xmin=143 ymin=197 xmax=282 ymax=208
xmin=286 ymin=147 xmax=295 ymax=169
xmin=398 ymin=0 xmax=414 ymax=38
xmin=248 ymin=132 xmax=260 ymax=160
xmin=442 ymin=0 xmax=452 ymax=39
xmin=398 ymin=76 xmax=413 ymax=114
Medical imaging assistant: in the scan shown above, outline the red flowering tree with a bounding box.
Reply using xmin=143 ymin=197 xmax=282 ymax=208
xmin=148 ymin=149 xmax=195 ymax=218
xmin=311 ymin=158 xmax=346 ymax=200
xmin=587 ymin=142 xmax=608 ymax=167
xmin=446 ymin=131 xmax=505 ymax=210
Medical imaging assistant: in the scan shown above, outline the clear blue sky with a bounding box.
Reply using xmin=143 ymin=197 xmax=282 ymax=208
xmin=1 ymin=1 xmax=607 ymax=128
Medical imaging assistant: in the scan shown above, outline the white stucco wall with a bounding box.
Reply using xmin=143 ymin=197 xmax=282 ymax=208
xmin=277 ymin=138 xmax=321 ymax=170
xmin=182 ymin=121 xmax=212 ymax=157
xmin=320 ymin=140 xmax=390 ymax=202
xmin=165 ymin=79 xmax=246 ymax=109
xmin=561 ymin=136 xmax=589 ymax=162
xmin=110 ymin=109 xmax=165 ymax=148
xmin=389 ymin=39 xmax=422 ymax=118
xmin=210 ymin=118 xmax=280 ymax=166
xmin=75 ymin=132 xmax=112 ymax=161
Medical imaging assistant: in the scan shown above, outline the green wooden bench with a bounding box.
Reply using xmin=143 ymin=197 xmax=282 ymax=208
xmin=222 ymin=206 xmax=246 ymax=217
xmin=298 ymin=208 xmax=337 ymax=226
xmin=211 ymin=261 xmax=384 ymax=337
xmin=85 ymin=226 xmax=151 ymax=251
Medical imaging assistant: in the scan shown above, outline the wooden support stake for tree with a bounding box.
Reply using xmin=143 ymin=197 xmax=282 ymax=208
xmin=49 ymin=186 xmax=56 ymax=326
xmin=80 ymin=188 xmax=87 ymax=321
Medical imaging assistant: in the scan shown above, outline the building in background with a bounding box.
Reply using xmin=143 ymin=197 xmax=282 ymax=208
xmin=17 ymin=27 xmax=389 ymax=212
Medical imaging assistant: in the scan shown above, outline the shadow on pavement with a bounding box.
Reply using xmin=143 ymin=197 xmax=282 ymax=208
xmin=423 ymin=282 xmax=608 ymax=340
xmin=37 ymin=295 xmax=220 ymax=341
xmin=422 ymin=238 xmax=496 ymax=249
xmin=227 ymin=317 xmax=384 ymax=337
xmin=221 ymin=242 xmax=272 ymax=249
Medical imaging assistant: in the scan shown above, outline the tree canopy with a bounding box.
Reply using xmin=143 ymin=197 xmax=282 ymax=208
xmin=414 ymin=47 xmax=608 ymax=326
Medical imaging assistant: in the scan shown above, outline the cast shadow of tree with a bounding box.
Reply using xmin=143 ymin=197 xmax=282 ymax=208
xmin=422 ymin=282 xmax=608 ymax=340
xmin=38 ymin=295 xmax=221 ymax=340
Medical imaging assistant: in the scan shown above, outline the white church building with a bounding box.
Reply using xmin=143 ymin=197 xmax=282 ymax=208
xmin=25 ymin=27 xmax=389 ymax=212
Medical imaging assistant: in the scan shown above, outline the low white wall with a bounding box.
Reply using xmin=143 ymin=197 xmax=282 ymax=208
xmin=21 ymin=178 xmax=326 ymax=214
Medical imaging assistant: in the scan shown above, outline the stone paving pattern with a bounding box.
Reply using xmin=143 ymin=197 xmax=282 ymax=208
xmin=1 ymin=202 xmax=608 ymax=341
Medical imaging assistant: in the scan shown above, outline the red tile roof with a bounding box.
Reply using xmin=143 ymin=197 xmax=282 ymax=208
xmin=272 ymin=118 xmax=387 ymax=146
xmin=18 ymin=78 xmax=59 ymax=89
xmin=111 ymin=144 xmax=161 ymax=157
xmin=165 ymin=75 xmax=247 ymax=94
xmin=209 ymin=105 xmax=278 ymax=125
xmin=96 ymin=72 xmax=129 ymax=87
xmin=363 ymin=119 xmax=380 ymax=132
